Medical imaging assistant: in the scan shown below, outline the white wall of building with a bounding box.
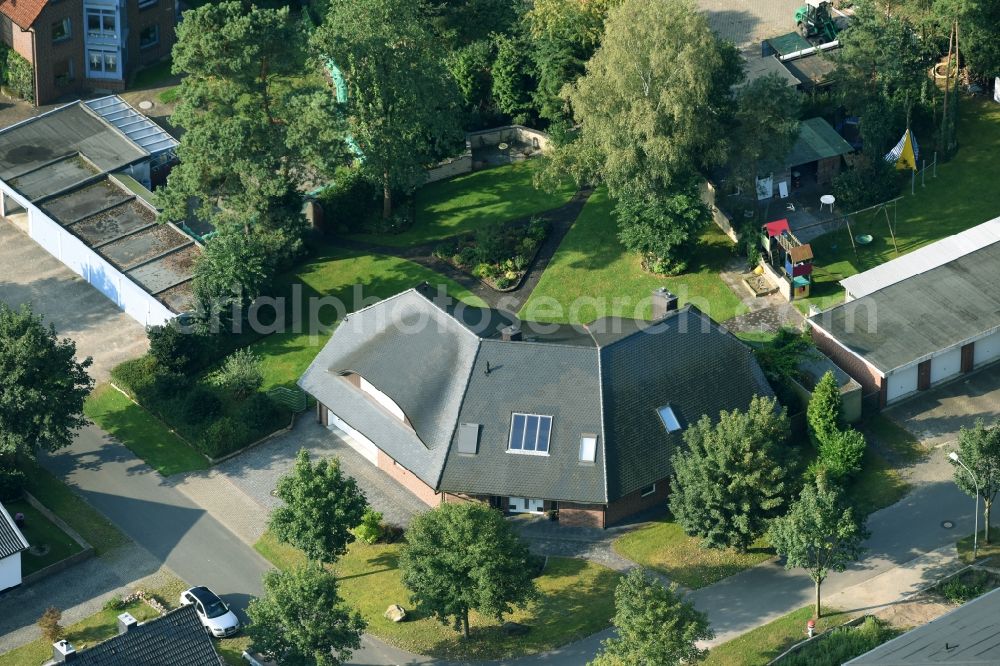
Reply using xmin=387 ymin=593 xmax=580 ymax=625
xmin=0 ymin=553 xmax=21 ymax=592
xmin=886 ymin=364 xmax=919 ymax=403
xmin=975 ymin=330 xmax=1000 ymax=367
xmin=930 ymin=347 xmax=963 ymax=384
xmin=327 ymin=410 xmax=379 ymax=465
xmin=1 ymin=181 xmax=175 ymax=327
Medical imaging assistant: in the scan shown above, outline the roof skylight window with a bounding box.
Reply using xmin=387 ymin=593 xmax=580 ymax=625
xmin=508 ymin=413 xmax=552 ymax=455
xmin=657 ymin=405 xmax=682 ymax=433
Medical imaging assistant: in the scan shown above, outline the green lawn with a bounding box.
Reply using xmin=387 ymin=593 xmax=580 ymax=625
xmin=519 ymin=187 xmax=745 ymax=325
xmin=800 ymin=97 xmax=1000 ymax=312
xmin=703 ymin=606 xmax=846 ymax=666
xmin=957 ymin=525 xmax=1000 ymax=563
xmin=612 ymin=518 xmax=774 ymax=590
xmin=349 ymin=160 xmax=577 ymax=247
xmin=0 ymin=578 xmax=187 ymax=666
xmin=3 ymin=500 xmax=82 ymax=576
xmin=849 ymin=448 xmax=911 ymax=516
xmin=20 ymin=463 xmax=127 ymax=556
xmin=255 ymin=531 xmax=620 ymax=661
xmin=84 ymin=384 xmax=209 ymax=477
xmin=256 ymin=246 xmax=486 ymax=390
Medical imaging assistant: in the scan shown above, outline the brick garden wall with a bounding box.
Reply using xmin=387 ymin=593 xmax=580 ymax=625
xmin=605 ymin=478 xmax=670 ymax=527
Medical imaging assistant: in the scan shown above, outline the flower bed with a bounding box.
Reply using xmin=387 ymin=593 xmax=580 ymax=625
xmin=433 ymin=217 xmax=548 ymax=291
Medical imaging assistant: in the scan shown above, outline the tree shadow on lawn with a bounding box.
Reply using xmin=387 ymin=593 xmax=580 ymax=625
xmin=418 ymin=559 xmax=619 ymax=660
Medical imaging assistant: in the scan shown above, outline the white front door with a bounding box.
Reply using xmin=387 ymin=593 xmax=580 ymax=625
xmin=327 ymin=410 xmax=378 ymax=465
xmin=508 ymin=497 xmax=544 ymax=514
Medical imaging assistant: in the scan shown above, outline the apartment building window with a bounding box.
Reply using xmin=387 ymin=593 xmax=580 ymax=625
xmin=138 ymin=0 xmax=157 ymax=8
xmin=139 ymin=25 xmax=159 ymax=48
xmin=86 ymin=8 xmax=116 ymax=38
xmin=54 ymin=59 xmax=75 ymax=86
xmin=52 ymin=18 xmax=72 ymax=43
xmin=89 ymin=50 xmax=118 ymax=74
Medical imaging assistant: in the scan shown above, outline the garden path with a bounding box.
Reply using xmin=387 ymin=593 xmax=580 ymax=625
xmin=338 ymin=188 xmax=594 ymax=313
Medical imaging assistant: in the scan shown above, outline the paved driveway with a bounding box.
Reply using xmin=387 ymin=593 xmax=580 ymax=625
xmin=0 ymin=221 xmax=148 ymax=381
xmin=888 ymin=365 xmax=1000 ymax=448
xmin=216 ymin=417 xmax=428 ymax=531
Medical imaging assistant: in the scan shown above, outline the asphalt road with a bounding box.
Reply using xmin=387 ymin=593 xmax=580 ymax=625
xmin=39 ymin=418 xmax=978 ymax=666
xmin=40 ymin=424 xmax=429 ymax=666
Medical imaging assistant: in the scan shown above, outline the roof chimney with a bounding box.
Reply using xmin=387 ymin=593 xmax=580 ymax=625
xmin=500 ymin=324 xmax=522 ymax=342
xmin=52 ymin=640 xmax=76 ymax=663
xmin=651 ymin=288 xmax=678 ymax=320
xmin=117 ymin=612 xmax=138 ymax=635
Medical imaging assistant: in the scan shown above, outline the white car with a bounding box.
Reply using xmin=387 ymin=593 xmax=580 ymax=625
xmin=179 ymin=586 xmax=241 ymax=638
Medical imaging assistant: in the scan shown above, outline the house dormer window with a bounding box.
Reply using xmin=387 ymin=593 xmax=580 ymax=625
xmin=358 ymin=376 xmax=406 ymax=423
xmin=508 ymin=413 xmax=552 ymax=455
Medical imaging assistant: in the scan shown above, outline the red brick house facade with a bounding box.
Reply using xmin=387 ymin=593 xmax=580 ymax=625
xmin=0 ymin=0 xmax=175 ymax=105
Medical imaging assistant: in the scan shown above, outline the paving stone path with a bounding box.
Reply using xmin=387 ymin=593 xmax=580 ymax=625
xmin=339 ymin=188 xmax=593 ymax=313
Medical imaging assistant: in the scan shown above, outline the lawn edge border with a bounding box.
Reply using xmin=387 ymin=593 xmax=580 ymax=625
xmin=19 ymin=491 xmax=96 ymax=586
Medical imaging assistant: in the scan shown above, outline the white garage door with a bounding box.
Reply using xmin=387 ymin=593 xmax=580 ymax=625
xmin=975 ymin=331 xmax=1000 ymax=367
xmin=886 ymin=365 xmax=918 ymax=403
xmin=327 ymin=411 xmax=378 ymax=465
xmin=931 ymin=347 xmax=963 ymax=384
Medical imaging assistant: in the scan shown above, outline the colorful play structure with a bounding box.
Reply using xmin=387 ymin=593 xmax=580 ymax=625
xmin=761 ymin=218 xmax=814 ymax=300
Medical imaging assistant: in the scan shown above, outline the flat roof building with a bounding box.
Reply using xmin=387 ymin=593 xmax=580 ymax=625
xmin=809 ymin=216 xmax=1000 ymax=406
xmin=0 ymin=96 xmax=194 ymax=326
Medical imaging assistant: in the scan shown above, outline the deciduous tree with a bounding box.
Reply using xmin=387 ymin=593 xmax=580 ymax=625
xmin=270 ymin=450 xmax=368 ymax=565
xmin=559 ymin=0 xmax=742 ymax=195
xmin=247 ymin=564 xmax=365 ymax=666
xmin=730 ymin=75 xmax=801 ymax=193
xmin=950 ymin=419 xmax=1000 ymax=544
xmin=808 ymin=371 xmax=843 ymax=446
xmin=590 ymin=567 xmax=712 ymax=666
xmin=768 ymin=477 xmax=869 ymax=617
xmin=399 ymin=502 xmax=538 ymax=639
xmin=669 ymin=395 xmax=791 ymax=552
xmin=0 ymin=303 xmax=93 ymax=464
xmin=313 ymin=0 xmax=464 ymax=219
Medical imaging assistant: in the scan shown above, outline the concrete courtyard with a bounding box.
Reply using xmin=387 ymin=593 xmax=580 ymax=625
xmin=0 ymin=220 xmax=148 ymax=381
xmin=701 ymin=0 xmax=803 ymax=54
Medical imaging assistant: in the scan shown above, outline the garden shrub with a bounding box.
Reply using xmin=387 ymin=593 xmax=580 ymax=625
xmin=456 ymin=246 xmax=478 ymax=267
xmin=474 ymin=224 xmax=506 ymax=264
xmin=833 ymin=158 xmax=901 ymax=211
xmin=149 ymin=370 xmax=191 ymax=403
xmin=0 ymin=467 xmax=25 ymax=501
xmin=937 ymin=570 xmax=995 ymax=605
xmin=780 ymin=617 xmax=898 ymax=666
xmin=354 ymin=508 xmax=384 ymax=545
xmin=817 ymin=427 xmax=867 ymax=480
xmin=181 ymin=387 xmax=223 ymax=425
xmin=212 ymin=348 xmax=263 ymax=400
xmin=318 ymin=168 xmax=380 ymax=233
xmin=102 ymin=595 xmax=126 ymax=612
xmin=238 ymin=392 xmax=284 ymax=432
xmin=198 ymin=416 xmax=250 ymax=458
xmin=110 ymin=355 xmax=158 ymax=398
xmin=148 ymin=323 xmax=214 ymax=373
xmin=2 ymin=47 xmax=34 ymax=103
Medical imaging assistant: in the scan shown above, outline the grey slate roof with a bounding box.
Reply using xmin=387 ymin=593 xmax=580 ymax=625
xmin=0 ymin=502 xmax=29 ymax=560
xmin=441 ymin=340 xmax=606 ymax=502
xmin=299 ymin=289 xmax=481 ymax=486
xmin=71 ymin=605 xmax=223 ymax=666
xmin=809 ymin=241 xmax=1000 ymax=373
xmin=599 ymin=309 xmax=773 ymax=499
xmin=301 ymin=288 xmax=773 ymax=502
xmin=845 ymin=586 xmax=1000 ymax=664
